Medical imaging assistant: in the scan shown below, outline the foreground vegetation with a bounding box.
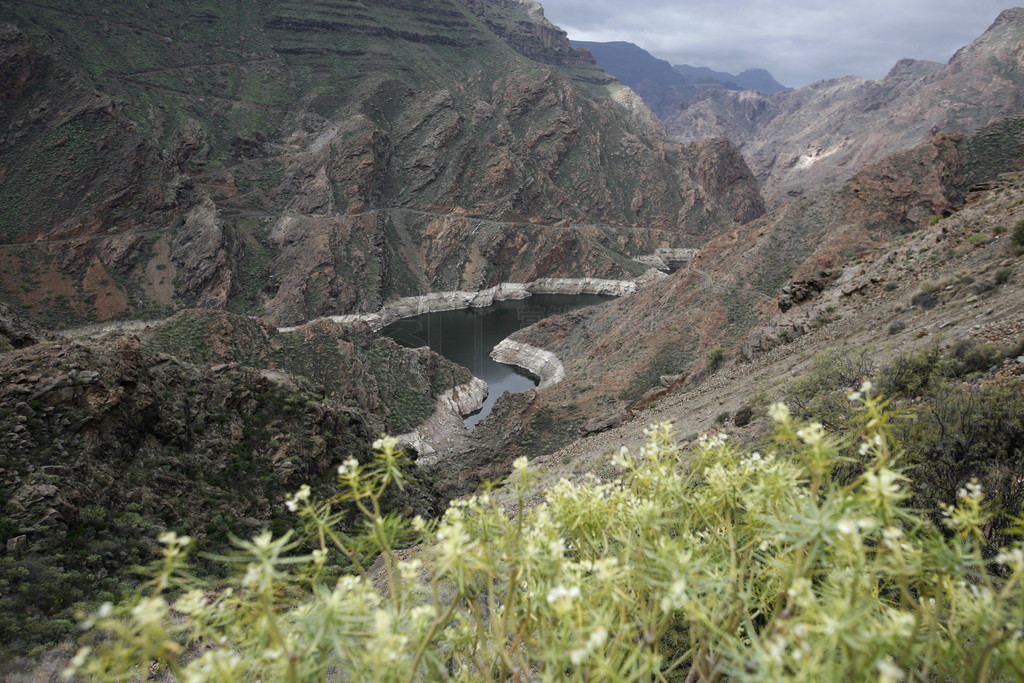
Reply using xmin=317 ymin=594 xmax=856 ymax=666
xmin=67 ymin=387 xmax=1024 ymax=681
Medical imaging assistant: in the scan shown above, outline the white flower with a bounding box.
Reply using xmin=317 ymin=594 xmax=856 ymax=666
xmin=242 ymin=563 xmax=262 ymax=588
xmin=836 ymin=519 xmax=858 ymax=536
xmin=863 ymin=468 xmax=902 ymax=503
xmin=547 ymin=584 xmax=581 ymax=613
xmin=569 ymin=626 xmax=608 ymax=665
xmin=130 ymin=597 xmax=168 ymax=627
xmin=995 ymin=547 xmax=1024 ymax=572
xmin=958 ymin=480 xmax=983 ymax=500
xmin=547 ymin=584 xmax=581 ymax=604
xmin=174 ymin=591 xmax=207 ymax=616
xmin=796 ymin=422 xmax=826 ymax=446
xmin=337 ymin=457 xmax=359 ymax=477
xmin=512 ymin=456 xmax=530 ymax=473
xmin=768 ymin=402 xmax=791 ymax=423
xmin=398 ymin=558 xmax=423 ymax=582
xmin=284 ymin=484 xmax=311 ymax=512
xmin=660 ymin=578 xmax=689 ymax=612
xmin=157 ymin=531 xmax=192 ymax=548
xmin=610 ymin=446 xmax=632 ymax=469
xmin=373 ymin=435 xmax=399 ymax=452
xmin=877 ymin=657 xmax=905 ymax=682
xmin=61 ymin=646 xmax=92 ymax=679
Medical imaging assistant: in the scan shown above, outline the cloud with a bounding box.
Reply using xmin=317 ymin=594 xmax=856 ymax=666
xmin=539 ymin=0 xmax=1013 ymax=86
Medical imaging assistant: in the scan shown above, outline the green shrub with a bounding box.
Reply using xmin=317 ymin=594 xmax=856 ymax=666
xmin=68 ymin=399 xmax=1024 ymax=681
xmin=895 ymin=380 xmax=1024 ymax=551
xmin=1013 ymin=219 xmax=1024 ymax=247
xmin=781 ymin=349 xmax=872 ymax=427
xmin=995 ymin=267 xmax=1013 ymax=285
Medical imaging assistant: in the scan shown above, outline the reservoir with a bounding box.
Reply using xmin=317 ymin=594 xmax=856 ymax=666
xmin=381 ymin=293 xmax=615 ymax=428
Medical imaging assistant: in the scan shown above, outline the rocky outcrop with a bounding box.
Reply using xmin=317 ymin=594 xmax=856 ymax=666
xmin=0 ymin=302 xmax=46 ymax=350
xmin=667 ymin=9 xmax=1024 ymax=206
xmin=490 ymin=339 xmax=564 ymax=388
xmin=684 ymin=136 xmax=767 ymax=223
xmin=397 ymin=377 xmax=488 ymax=463
xmin=634 ymin=249 xmax=698 ymax=270
xmin=459 ymin=0 xmax=602 ymax=69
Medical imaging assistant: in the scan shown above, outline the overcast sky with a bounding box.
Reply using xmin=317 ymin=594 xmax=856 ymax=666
xmin=537 ymin=1 xmax=1016 ymax=87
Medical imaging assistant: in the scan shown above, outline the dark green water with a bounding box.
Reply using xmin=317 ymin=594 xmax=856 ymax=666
xmin=381 ymin=293 xmax=615 ymax=428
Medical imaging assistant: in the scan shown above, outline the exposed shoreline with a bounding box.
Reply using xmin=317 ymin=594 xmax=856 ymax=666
xmin=279 ymin=273 xmax=666 ymax=333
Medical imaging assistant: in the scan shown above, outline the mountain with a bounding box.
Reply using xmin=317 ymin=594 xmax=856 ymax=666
xmin=0 ymin=1 xmax=760 ymax=329
xmin=573 ymin=40 xmax=787 ymax=120
xmin=667 ymin=8 xmax=1024 ymax=206
xmin=432 ymin=115 xmax=1024 ymax=494
xmin=673 ymin=64 xmax=788 ymax=93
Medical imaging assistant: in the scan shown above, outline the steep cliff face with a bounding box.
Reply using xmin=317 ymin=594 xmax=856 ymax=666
xmin=0 ymin=0 xmax=759 ymax=327
xmin=667 ymin=9 xmax=1024 ymax=206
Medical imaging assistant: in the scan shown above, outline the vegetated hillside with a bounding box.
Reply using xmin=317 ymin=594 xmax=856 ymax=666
xmin=0 ymin=309 xmax=468 ymax=665
xmin=574 ymin=40 xmax=787 ymax=120
xmin=667 ymin=8 xmax=1024 ymax=207
xmin=429 ymin=116 xmax=1024 ymax=496
xmin=0 ymin=0 xmax=760 ymax=328
xmin=525 ymin=164 xmax=1024 ymax=540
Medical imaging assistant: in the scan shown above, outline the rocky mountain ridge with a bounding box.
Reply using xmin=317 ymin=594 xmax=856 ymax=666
xmin=0 ymin=0 xmax=761 ymax=329
xmin=667 ymin=8 xmax=1024 ymax=206
xmin=573 ymin=40 xmax=787 ymax=120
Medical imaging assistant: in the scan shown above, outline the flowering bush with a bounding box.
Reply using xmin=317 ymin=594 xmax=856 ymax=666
xmin=67 ymin=389 xmax=1024 ymax=681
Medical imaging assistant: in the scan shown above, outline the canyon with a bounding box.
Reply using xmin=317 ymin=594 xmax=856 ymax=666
xmin=3 ymin=0 xmax=1024 ymax=673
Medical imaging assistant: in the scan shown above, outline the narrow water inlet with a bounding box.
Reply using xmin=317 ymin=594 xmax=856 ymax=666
xmin=380 ymin=293 xmax=616 ymax=428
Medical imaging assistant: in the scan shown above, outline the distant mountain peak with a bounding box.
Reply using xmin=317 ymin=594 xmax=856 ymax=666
xmin=571 ymin=40 xmax=786 ymax=120
xmin=674 ymin=64 xmax=788 ymax=93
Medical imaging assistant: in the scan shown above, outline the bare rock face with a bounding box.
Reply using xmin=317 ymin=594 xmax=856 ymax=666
xmin=667 ymin=9 xmax=1024 ymax=207
xmin=684 ymin=136 xmax=767 ymax=224
xmin=458 ymin=0 xmax=602 ymax=69
xmin=0 ymin=1 xmax=763 ymax=328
